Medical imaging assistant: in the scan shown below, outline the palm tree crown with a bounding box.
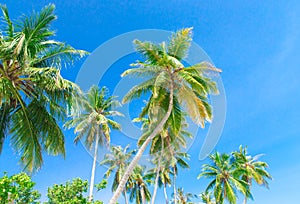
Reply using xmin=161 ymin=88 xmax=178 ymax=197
xmin=232 ymin=146 xmax=272 ymax=203
xmin=128 ymin=165 xmax=152 ymax=204
xmin=198 ymin=152 xmax=248 ymax=204
xmin=0 ymin=4 xmax=87 ymax=172
xmin=101 ymin=145 xmax=135 ymax=204
xmin=66 ymin=86 xmax=122 ymax=148
xmin=171 ymin=187 xmax=196 ymax=204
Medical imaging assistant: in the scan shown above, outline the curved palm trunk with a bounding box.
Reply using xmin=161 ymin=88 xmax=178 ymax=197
xmin=88 ymin=128 xmax=100 ymax=202
xmin=173 ymin=166 xmax=177 ymax=204
xmin=109 ymin=79 xmax=174 ymax=204
xmin=151 ymin=137 xmax=164 ymax=204
xmin=243 ymin=197 xmax=247 ymax=204
xmin=163 ymin=183 xmax=169 ymax=204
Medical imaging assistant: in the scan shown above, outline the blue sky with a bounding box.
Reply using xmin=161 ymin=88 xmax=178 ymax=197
xmin=1 ymin=0 xmax=300 ymax=203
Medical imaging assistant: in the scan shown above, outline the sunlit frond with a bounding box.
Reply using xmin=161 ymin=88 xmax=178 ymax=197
xmin=167 ymin=27 xmax=193 ymax=60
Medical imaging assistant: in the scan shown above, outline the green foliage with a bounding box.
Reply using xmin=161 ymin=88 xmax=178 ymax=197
xmin=200 ymin=191 xmax=216 ymax=204
xmin=122 ymin=28 xmax=220 ymax=130
xmin=95 ymin=179 xmax=108 ymax=191
xmin=65 ymin=86 xmax=122 ymax=201
xmin=171 ymin=187 xmax=197 ymax=204
xmin=128 ymin=165 xmax=151 ymax=204
xmin=0 ymin=4 xmax=88 ymax=172
xmin=47 ymin=178 xmax=103 ymax=204
xmin=101 ymin=145 xmax=134 ymax=192
xmin=0 ymin=172 xmax=41 ymax=203
xmin=198 ymin=147 xmax=272 ymax=204
xmin=65 ymin=85 xmax=122 ymax=149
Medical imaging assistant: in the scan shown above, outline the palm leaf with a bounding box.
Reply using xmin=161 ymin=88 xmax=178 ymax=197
xmin=122 ymin=77 xmax=155 ymax=103
xmin=167 ymin=27 xmax=192 ymax=60
xmin=133 ymin=39 xmax=163 ymax=65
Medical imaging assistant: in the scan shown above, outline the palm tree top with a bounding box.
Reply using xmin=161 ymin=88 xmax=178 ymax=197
xmin=0 ymin=4 xmax=88 ymax=172
xmin=65 ymin=85 xmax=123 ymax=149
xmin=121 ymin=28 xmax=221 ymax=130
xmin=232 ymin=146 xmax=272 ymax=188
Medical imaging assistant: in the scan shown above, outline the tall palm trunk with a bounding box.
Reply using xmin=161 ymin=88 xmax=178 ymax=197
xmin=88 ymin=127 xmax=100 ymax=202
xmin=109 ymin=77 xmax=174 ymax=204
xmin=123 ymin=190 xmax=129 ymax=204
xmin=163 ymin=183 xmax=169 ymax=204
xmin=173 ymin=166 xmax=177 ymax=204
xmin=243 ymin=177 xmax=250 ymax=204
xmin=141 ymin=187 xmax=146 ymax=204
xmin=151 ymin=137 xmax=164 ymax=204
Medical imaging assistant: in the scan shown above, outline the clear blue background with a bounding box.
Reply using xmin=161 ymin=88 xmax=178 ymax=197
xmin=1 ymin=1 xmax=299 ymax=203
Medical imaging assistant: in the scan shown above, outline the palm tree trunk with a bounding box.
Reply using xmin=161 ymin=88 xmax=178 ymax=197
xmin=243 ymin=177 xmax=250 ymax=204
xmin=141 ymin=187 xmax=146 ymax=204
xmin=173 ymin=166 xmax=177 ymax=204
xmin=123 ymin=190 xmax=129 ymax=204
xmin=163 ymin=183 xmax=169 ymax=204
xmin=109 ymin=78 xmax=174 ymax=204
xmin=88 ymin=127 xmax=100 ymax=202
xmin=243 ymin=197 xmax=247 ymax=204
xmin=151 ymin=164 xmax=160 ymax=204
xmin=151 ymin=137 xmax=164 ymax=204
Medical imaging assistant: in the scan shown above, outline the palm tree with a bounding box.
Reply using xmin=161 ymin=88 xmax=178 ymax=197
xmin=171 ymin=187 xmax=196 ymax=204
xmin=110 ymin=27 xmax=221 ymax=203
xmin=101 ymin=145 xmax=135 ymax=204
xmin=146 ymin=164 xmax=173 ymax=204
xmin=145 ymin=151 xmax=173 ymax=204
xmin=0 ymin=4 xmax=87 ymax=172
xmin=128 ymin=165 xmax=152 ymax=204
xmin=200 ymin=191 xmax=216 ymax=204
xmin=65 ymin=85 xmax=122 ymax=201
xmin=153 ymin=118 xmax=191 ymax=204
xmin=232 ymin=146 xmax=272 ymax=204
xmin=161 ymin=168 xmax=172 ymax=204
xmin=198 ymin=152 xmax=248 ymax=204
xmin=169 ymin=151 xmax=190 ymax=204
xmin=136 ymin=112 xmax=191 ymax=204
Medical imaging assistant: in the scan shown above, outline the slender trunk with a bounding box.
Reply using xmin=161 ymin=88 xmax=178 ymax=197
xmin=141 ymin=187 xmax=146 ymax=204
xmin=173 ymin=166 xmax=177 ymax=204
xmin=243 ymin=178 xmax=250 ymax=204
xmin=163 ymin=183 xmax=169 ymax=204
xmin=88 ymin=127 xmax=100 ymax=202
xmin=151 ymin=137 xmax=164 ymax=204
xmin=123 ymin=190 xmax=129 ymax=204
xmin=223 ymin=184 xmax=226 ymax=203
xmin=151 ymin=167 xmax=160 ymax=204
xmin=109 ymin=77 xmax=174 ymax=204
xmin=243 ymin=197 xmax=247 ymax=204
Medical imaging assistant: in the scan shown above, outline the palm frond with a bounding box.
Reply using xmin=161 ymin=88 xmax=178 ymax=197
xmin=133 ymin=39 xmax=163 ymax=65
xmin=122 ymin=77 xmax=155 ymax=104
xmin=167 ymin=27 xmax=192 ymax=60
xmin=10 ymin=105 xmax=42 ymax=172
xmin=0 ymin=102 xmax=11 ymax=153
xmin=224 ymin=180 xmax=236 ymax=204
xmin=121 ymin=64 xmax=160 ymax=78
xmin=178 ymin=84 xmax=210 ymax=127
xmin=27 ymin=99 xmax=65 ymax=157
xmin=0 ymin=4 xmax=14 ymax=38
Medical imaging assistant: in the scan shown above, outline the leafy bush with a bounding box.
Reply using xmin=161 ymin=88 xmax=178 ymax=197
xmin=47 ymin=178 xmax=88 ymax=203
xmin=0 ymin=172 xmax=41 ymax=203
xmin=47 ymin=178 xmax=103 ymax=204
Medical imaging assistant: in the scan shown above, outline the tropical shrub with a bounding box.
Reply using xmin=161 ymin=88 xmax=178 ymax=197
xmin=0 ymin=172 xmax=40 ymax=203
